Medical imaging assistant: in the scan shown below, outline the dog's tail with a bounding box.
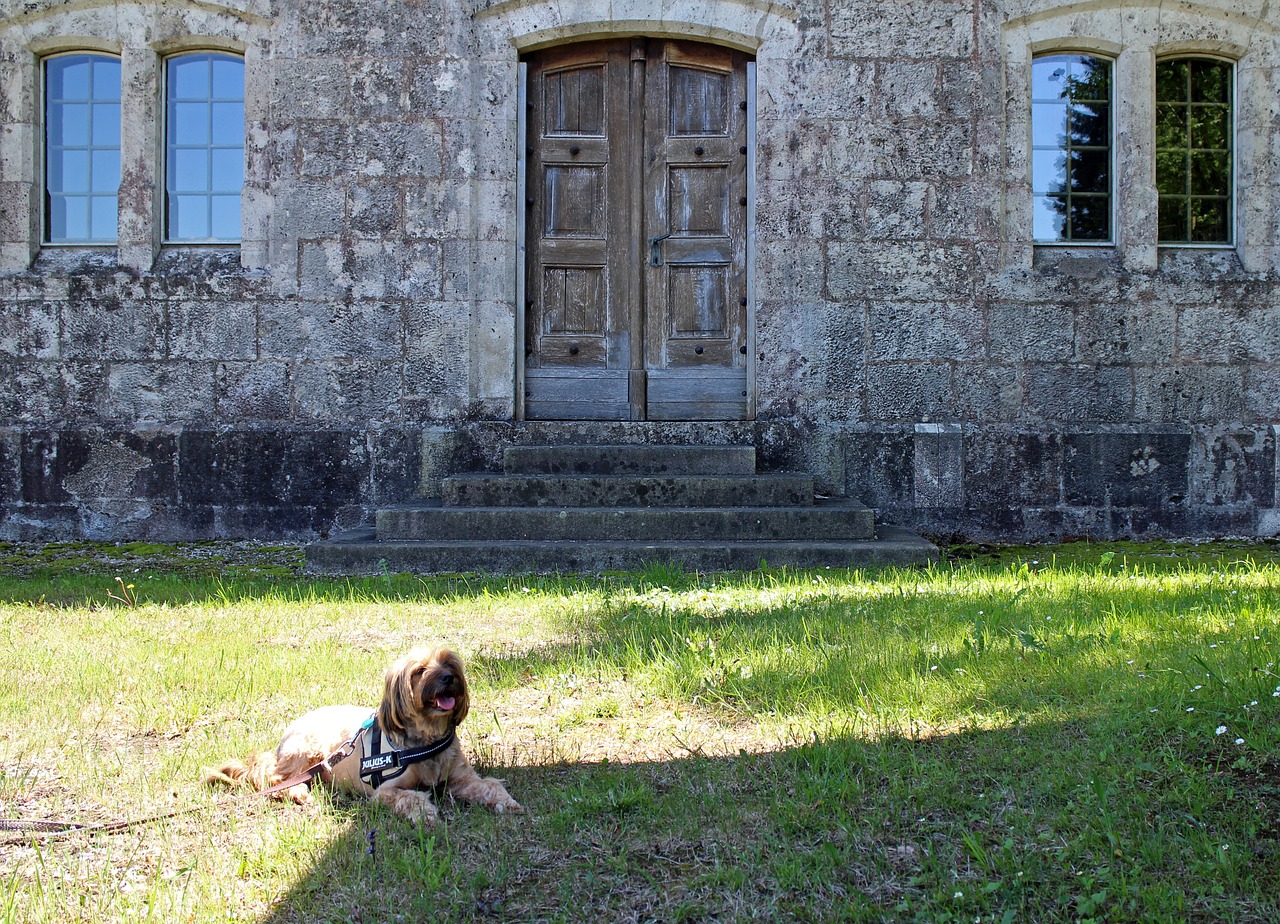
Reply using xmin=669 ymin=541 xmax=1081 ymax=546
xmin=202 ymin=751 xmax=282 ymax=792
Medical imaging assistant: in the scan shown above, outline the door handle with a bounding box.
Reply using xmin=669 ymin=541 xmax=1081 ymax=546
xmin=649 ymin=233 xmax=673 ymax=266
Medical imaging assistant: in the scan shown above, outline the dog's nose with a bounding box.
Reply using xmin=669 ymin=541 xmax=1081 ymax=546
xmin=439 ymin=671 xmax=455 ymax=687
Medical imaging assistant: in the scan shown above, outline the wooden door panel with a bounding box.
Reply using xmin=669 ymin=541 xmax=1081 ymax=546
xmin=644 ymin=40 xmax=749 ymax=419
xmin=525 ymin=42 xmax=632 ymax=420
xmin=524 ymin=38 xmax=750 ymax=421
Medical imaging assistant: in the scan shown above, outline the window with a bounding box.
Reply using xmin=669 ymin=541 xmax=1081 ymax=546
xmin=44 ymin=53 xmax=121 ymax=243
xmin=1156 ymin=57 xmax=1233 ymax=244
xmin=165 ymin=52 xmax=244 ymax=242
xmin=1030 ymin=53 xmax=1112 ymax=243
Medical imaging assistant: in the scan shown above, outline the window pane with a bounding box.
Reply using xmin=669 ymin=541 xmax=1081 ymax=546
xmin=1156 ymin=59 xmax=1188 ymax=102
xmin=1032 ymin=149 xmax=1066 ymax=195
xmin=48 ymin=58 xmax=90 ymax=99
xmin=211 ymin=57 xmax=243 ymax=98
xmin=1158 ymin=196 xmax=1188 ymax=241
xmin=48 ymin=149 xmax=88 ymax=193
xmin=170 ymin=149 xmax=209 ymax=192
xmin=91 ymin=58 xmax=121 ymax=100
xmin=1190 ymin=150 xmax=1230 ymax=196
xmin=211 ymin=148 xmax=244 ymax=190
xmin=1069 ymin=196 xmax=1109 ymax=240
xmin=1068 ymin=103 xmax=1109 ymax=149
xmin=1190 ymin=60 xmax=1231 ymax=103
xmin=1031 ymin=54 xmax=1112 ymax=242
xmin=171 ymin=101 xmax=210 ymax=145
xmin=1033 ymin=196 xmax=1068 ymax=241
xmin=170 ymin=56 xmax=210 ymax=99
xmin=51 ymin=103 xmax=89 ymax=146
xmin=1155 ymin=151 xmax=1188 ymax=196
xmin=1155 ymin=104 xmax=1187 ymax=149
xmin=211 ymin=102 xmax=244 ymax=145
xmin=91 ymin=102 xmax=121 ymax=146
xmin=170 ymin=195 xmax=210 ymax=240
xmin=1030 ymin=103 xmax=1067 ymax=148
xmin=1069 ymin=148 xmax=1109 ymax=193
xmin=89 ymin=195 xmax=118 ymax=240
xmin=1156 ymin=57 xmax=1232 ymax=244
xmin=90 ymin=149 xmax=120 ymax=193
xmin=166 ymin=53 xmax=243 ymax=241
xmin=1190 ymin=198 xmax=1229 ymax=242
xmin=49 ymin=196 xmax=88 ymax=240
xmin=1191 ymin=106 xmax=1229 ymax=150
xmin=210 ymin=195 xmax=240 ymax=239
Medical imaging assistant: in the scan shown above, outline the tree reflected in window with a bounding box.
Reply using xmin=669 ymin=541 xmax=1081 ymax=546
xmin=1031 ymin=54 xmax=1112 ymax=243
xmin=1156 ymin=57 xmax=1232 ymax=244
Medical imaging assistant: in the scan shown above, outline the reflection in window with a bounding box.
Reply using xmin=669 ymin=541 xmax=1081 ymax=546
xmin=1031 ymin=54 xmax=1112 ymax=242
xmin=45 ymin=53 xmax=121 ymax=243
xmin=165 ymin=52 xmax=244 ymax=242
xmin=1156 ymin=58 xmax=1233 ymax=244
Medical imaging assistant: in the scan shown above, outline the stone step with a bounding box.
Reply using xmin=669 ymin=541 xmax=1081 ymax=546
xmin=376 ymin=498 xmax=874 ymax=542
xmin=503 ymin=444 xmax=757 ymax=476
xmin=305 ymin=527 xmax=939 ymax=575
xmin=441 ymin=473 xmax=814 ymax=508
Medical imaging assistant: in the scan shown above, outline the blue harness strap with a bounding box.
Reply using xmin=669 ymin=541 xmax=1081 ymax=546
xmin=357 ymin=715 xmax=456 ymax=789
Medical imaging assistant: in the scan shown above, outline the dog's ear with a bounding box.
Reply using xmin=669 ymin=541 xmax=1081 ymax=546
xmin=377 ymin=652 xmax=414 ymax=739
xmin=444 ymin=649 xmax=470 ymax=726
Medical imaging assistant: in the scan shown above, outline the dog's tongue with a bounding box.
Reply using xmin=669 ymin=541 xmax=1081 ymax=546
xmin=435 ymin=695 xmax=456 ymax=712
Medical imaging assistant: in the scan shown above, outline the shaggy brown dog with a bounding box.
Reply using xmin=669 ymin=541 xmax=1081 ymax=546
xmin=203 ymin=647 xmax=521 ymax=825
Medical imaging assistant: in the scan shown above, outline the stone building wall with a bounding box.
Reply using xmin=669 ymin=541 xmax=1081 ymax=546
xmin=1 ymin=0 xmax=1278 ymax=542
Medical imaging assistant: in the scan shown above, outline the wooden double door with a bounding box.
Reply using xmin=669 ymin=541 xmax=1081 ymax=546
xmin=523 ymin=39 xmax=752 ymax=420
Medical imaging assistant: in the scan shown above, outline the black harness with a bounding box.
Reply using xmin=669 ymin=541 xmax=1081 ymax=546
xmin=356 ymin=714 xmax=456 ymax=790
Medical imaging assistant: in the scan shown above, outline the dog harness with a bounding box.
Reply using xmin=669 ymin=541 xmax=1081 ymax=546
xmin=356 ymin=713 xmax=456 ymax=790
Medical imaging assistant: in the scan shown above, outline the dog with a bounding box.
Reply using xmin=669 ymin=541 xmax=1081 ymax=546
xmin=203 ymin=647 xmax=522 ymax=825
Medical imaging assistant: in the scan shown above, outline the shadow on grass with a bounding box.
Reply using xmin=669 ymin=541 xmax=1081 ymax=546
xmin=248 ymin=717 xmax=1280 ymax=924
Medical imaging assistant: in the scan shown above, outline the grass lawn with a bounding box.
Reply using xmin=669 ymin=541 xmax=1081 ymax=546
xmin=1 ymin=539 xmax=1278 ymax=922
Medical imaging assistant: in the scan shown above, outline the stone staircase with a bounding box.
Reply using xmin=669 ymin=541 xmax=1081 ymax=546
xmin=305 ymin=444 xmax=937 ymax=574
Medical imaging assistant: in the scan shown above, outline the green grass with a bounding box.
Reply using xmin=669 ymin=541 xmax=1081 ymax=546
xmin=0 ymin=540 xmax=1277 ymax=922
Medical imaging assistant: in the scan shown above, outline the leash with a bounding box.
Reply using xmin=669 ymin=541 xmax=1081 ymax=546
xmin=0 ymin=725 xmax=370 ymax=847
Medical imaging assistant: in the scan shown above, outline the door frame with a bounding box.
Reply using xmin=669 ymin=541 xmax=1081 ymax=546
xmin=514 ymin=43 xmax=757 ymax=421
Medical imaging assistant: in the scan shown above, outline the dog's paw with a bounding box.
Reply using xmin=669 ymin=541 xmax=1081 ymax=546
xmin=287 ymin=784 xmax=313 ymax=805
xmin=492 ymin=795 xmax=524 ymax=815
xmin=386 ymin=789 xmax=439 ymax=826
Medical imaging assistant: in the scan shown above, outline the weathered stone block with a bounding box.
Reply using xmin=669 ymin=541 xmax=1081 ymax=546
xmin=868 ymin=301 xmax=983 ymax=362
xmin=261 ymin=298 xmax=404 ymax=361
xmin=169 ymin=300 xmax=256 ymax=360
xmin=1189 ymin=426 xmax=1275 ymax=507
xmin=0 ymin=300 xmax=58 ymax=359
xmin=914 ymin=423 xmax=964 ymax=508
xmin=1023 ymin=365 xmax=1133 ymax=423
xmin=830 ymin=0 xmax=974 ymax=59
xmin=292 ymin=360 xmax=403 ymax=423
xmin=1063 ymin=431 xmax=1190 ymax=507
xmin=215 ymin=361 xmax=292 ymax=420
xmin=865 ymin=362 xmax=954 ymax=421
xmin=1134 ymin=366 xmax=1245 ymax=424
xmin=987 ymin=303 xmax=1074 ymax=363
xmin=843 ymin=428 xmax=914 ymax=509
xmin=965 ymin=430 xmax=1065 ymax=507
xmin=108 ymin=364 xmax=215 ymax=422
xmin=828 ymin=242 xmax=976 ymax=301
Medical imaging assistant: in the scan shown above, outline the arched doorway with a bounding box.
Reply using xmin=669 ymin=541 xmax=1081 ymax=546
xmin=520 ymin=38 xmax=754 ymax=420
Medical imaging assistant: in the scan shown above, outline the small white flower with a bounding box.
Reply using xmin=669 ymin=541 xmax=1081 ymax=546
xmin=1210 ymin=644 xmax=1219 ymax=649
xmin=1187 ymin=707 xmax=1195 ymax=712
xmin=1215 ymin=726 xmax=1227 ymax=735
xmin=954 ymin=891 xmax=964 ymax=899
xmin=1149 ymin=708 xmax=1159 ymax=713
xmin=930 ymin=665 xmax=938 ymax=671
xmin=1126 ymin=659 xmax=1135 ymax=665
xmin=1193 ymin=685 xmax=1203 ymax=691
xmin=1235 ymin=738 xmax=1245 ymax=746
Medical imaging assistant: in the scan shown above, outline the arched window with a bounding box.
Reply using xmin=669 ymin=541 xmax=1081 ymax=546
xmin=44 ymin=52 xmax=121 ymax=243
xmin=1155 ymin=56 xmax=1233 ymax=244
xmin=165 ymin=51 xmax=244 ymax=242
xmin=1030 ymin=53 xmax=1113 ymax=243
